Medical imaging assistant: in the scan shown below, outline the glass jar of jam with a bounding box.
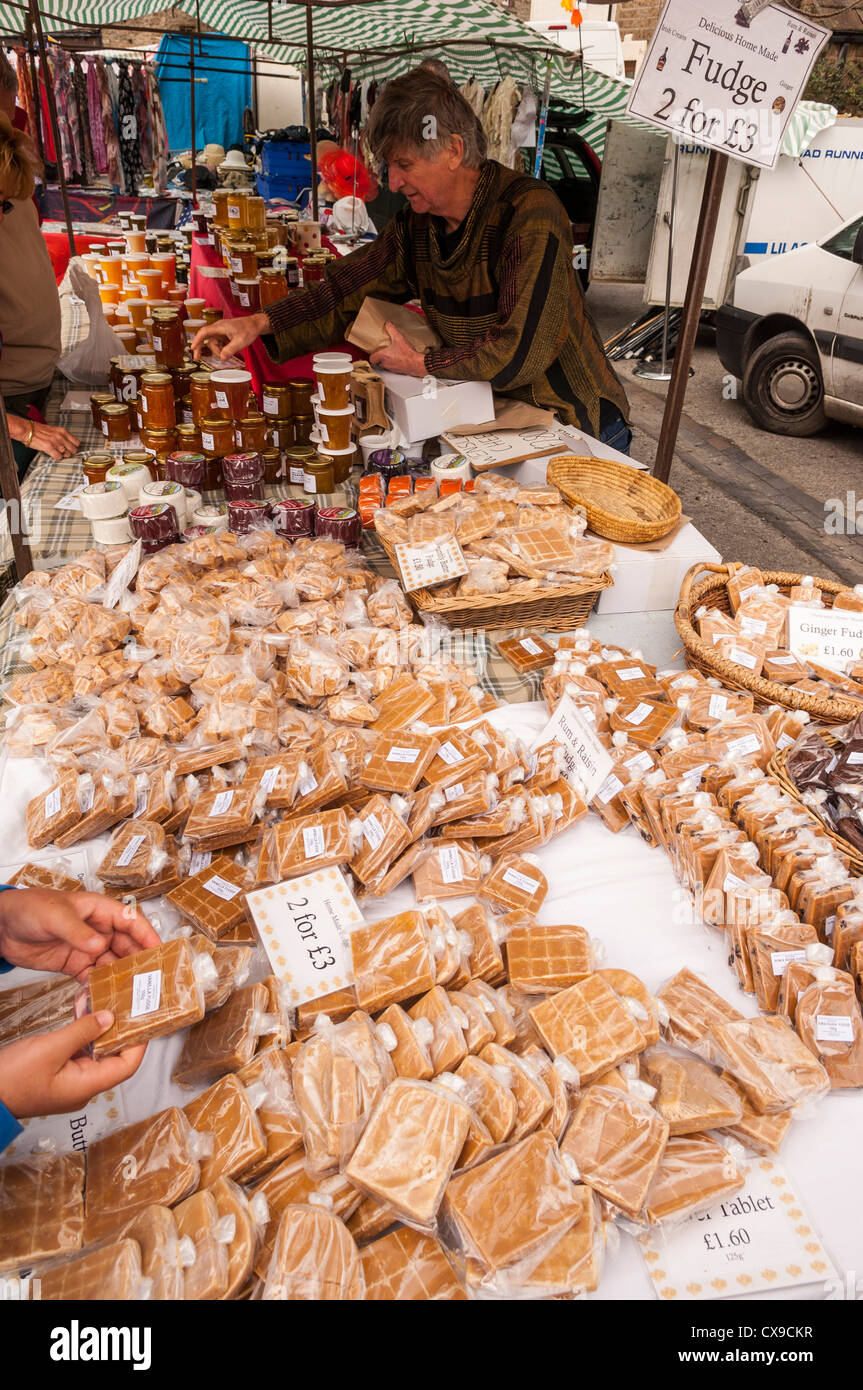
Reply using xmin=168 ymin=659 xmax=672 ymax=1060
xmin=284 ymin=444 xmax=317 ymax=486
xmin=202 ymin=307 xmax=221 ymax=325
xmin=226 ymin=192 xmax=248 ymax=234
xmin=90 ymin=392 xmax=116 ymax=430
xmin=293 ymin=413 xmax=314 ymax=446
xmin=228 ymin=241 xmax=257 ymax=279
xmin=245 ymin=196 xmax=266 ymax=231
xmin=234 ymin=415 xmax=267 ymax=452
xmin=140 ymin=425 xmax=178 ymax=456
xmin=111 ymin=356 xmax=148 ymax=404
xmin=175 ymin=423 xmax=203 ymax=455
xmin=190 ymin=372 xmax=214 ymax=427
xmin=212 ymin=189 xmax=231 ymax=229
xmin=255 ymin=248 xmax=277 ymax=272
xmin=285 ymin=256 xmax=300 ymax=289
xmin=100 ymin=401 xmax=134 ymax=442
xmin=235 ymin=278 xmax=260 ymax=312
xmin=171 ymin=363 xmax=196 ymax=400
xmin=82 ymin=452 xmax=113 ymax=485
xmin=199 ymin=416 xmax=235 ymax=457
xmin=259 ymin=269 xmax=288 ymax=307
xmin=151 ymin=308 xmax=185 ymax=370
xmin=121 ymin=450 xmax=153 ymax=474
xmin=302 ymin=454 xmax=335 ymax=495
xmin=261 ymin=447 xmax=282 ymax=484
xmin=266 ymin=421 xmax=293 ymax=452
xmin=139 ymin=372 xmax=176 ymax=431
xmin=288 ymin=377 xmax=314 ymax=415
xmin=302 ymin=255 xmax=326 ymax=284
xmin=261 ymin=382 xmax=292 ymax=420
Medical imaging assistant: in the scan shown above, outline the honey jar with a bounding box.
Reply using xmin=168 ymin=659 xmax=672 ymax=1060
xmin=82 ymin=452 xmax=114 ymax=485
xmin=202 ymin=307 xmax=222 ymax=325
xmin=175 ymin=423 xmax=203 ymax=454
xmin=261 ymin=382 xmax=292 ymax=421
xmin=140 ymin=425 xmax=178 ymax=456
xmin=261 ymin=447 xmax=282 ymax=484
xmin=100 ymin=401 xmax=134 ymax=443
xmin=151 ymin=308 xmax=185 ymax=370
xmin=235 ymin=278 xmax=260 ymax=311
xmin=199 ymin=416 xmax=235 ymax=457
xmin=212 ymin=189 xmax=231 ymax=229
xmin=139 ymin=372 xmax=176 ymax=432
xmin=259 ymin=268 xmax=288 ymax=306
xmin=228 ymin=241 xmax=257 ymax=279
xmin=234 ymin=415 xmax=268 ymax=453
xmin=293 ymin=413 xmax=314 ymax=445
xmin=226 ymin=191 xmax=248 ymax=234
xmin=284 ymin=445 xmax=317 ymax=486
xmin=90 ymin=392 xmax=116 ymax=431
xmin=190 ymin=371 xmax=214 ymax=427
xmin=302 ymin=454 xmax=335 ymax=495
xmin=288 ymin=377 xmax=314 ymax=414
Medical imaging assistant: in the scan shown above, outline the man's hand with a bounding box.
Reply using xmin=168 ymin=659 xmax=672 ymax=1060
xmin=0 ymin=888 xmax=160 ymax=982
xmin=370 ymin=322 xmax=427 ymax=377
xmin=7 ymin=415 xmax=80 ymax=460
xmin=191 ymin=312 xmax=270 ymax=363
xmin=0 ymin=1013 xmax=146 ymax=1118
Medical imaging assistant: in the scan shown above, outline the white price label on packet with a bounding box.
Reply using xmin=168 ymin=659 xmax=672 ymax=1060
xmin=626 ymin=703 xmax=653 ymax=727
xmin=190 ymin=850 xmax=212 ymax=874
xmin=502 ymin=866 xmax=539 ymax=894
xmin=259 ymin=766 xmax=280 ymax=795
xmin=437 ymin=741 xmax=463 ymax=766
xmin=362 ymin=813 xmax=385 ymax=850
xmin=303 ymin=826 xmax=326 ymax=859
xmin=44 ymin=787 xmax=61 ymax=821
xmin=387 ymin=747 xmax=419 ymax=764
xmin=394 ymin=537 xmax=469 ymax=594
xmin=816 ymin=1014 xmax=855 ymax=1042
xmin=116 ymin=834 xmax=146 ymax=869
xmin=130 ymin=970 xmax=162 ymax=1018
xmin=438 ymin=846 xmax=463 ymax=885
xmin=204 ymin=874 xmax=240 ymax=901
xmin=210 ymin=790 xmax=234 ymax=816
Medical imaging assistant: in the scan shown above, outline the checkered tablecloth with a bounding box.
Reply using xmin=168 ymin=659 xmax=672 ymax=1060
xmin=0 ymin=288 xmax=552 ymax=702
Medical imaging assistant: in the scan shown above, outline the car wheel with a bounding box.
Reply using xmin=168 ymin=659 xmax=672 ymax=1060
xmin=742 ymin=331 xmax=827 ymax=436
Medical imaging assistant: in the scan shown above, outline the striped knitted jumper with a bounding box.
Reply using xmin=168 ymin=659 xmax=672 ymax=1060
xmin=264 ymin=158 xmax=629 ymax=437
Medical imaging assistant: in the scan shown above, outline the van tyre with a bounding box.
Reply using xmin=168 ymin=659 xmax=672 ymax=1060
xmin=742 ymin=332 xmax=826 ymax=436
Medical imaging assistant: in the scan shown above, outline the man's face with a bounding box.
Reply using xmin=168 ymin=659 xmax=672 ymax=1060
xmin=387 ymin=142 xmax=459 ymax=215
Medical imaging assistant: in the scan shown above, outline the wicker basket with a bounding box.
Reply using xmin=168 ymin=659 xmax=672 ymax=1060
xmin=770 ymin=737 xmax=863 ymax=875
xmin=675 ymin=562 xmax=863 ymax=724
xmin=376 ymin=529 xmax=611 ymax=631
xmin=547 ymin=454 xmax=682 ymax=544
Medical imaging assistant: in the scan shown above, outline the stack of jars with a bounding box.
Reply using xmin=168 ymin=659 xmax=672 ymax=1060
xmin=80 ymin=233 xmax=187 ymax=340
xmin=309 ymin=352 xmax=358 ymax=489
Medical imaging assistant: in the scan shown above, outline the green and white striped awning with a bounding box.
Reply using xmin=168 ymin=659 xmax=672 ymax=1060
xmin=0 ymin=0 xmax=836 ymax=160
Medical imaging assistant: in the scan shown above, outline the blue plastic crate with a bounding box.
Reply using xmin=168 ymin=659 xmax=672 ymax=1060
xmin=261 ymin=140 xmax=311 ymax=178
xmin=256 ymin=171 xmax=309 ymax=204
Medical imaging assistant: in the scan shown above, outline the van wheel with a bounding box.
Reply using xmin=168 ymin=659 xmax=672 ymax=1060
xmin=742 ymin=332 xmax=826 ymax=436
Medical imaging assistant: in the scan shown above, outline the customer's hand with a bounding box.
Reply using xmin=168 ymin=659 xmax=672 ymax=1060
xmin=370 ymin=322 xmax=427 ymax=378
xmin=6 ymin=414 xmax=80 ymax=459
xmin=0 ymin=1013 xmax=146 ymax=1118
xmin=192 ymin=312 xmax=270 ymax=362
xmin=0 ymin=888 xmax=160 ymax=982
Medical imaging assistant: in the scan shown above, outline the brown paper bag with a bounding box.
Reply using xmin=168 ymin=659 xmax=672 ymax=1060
xmin=347 ymin=297 xmax=441 ymax=354
xmin=447 ymin=397 xmax=555 ymax=435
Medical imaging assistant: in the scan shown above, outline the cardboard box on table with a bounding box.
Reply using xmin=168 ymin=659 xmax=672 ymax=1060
xmin=375 ymin=368 xmax=495 ymax=446
xmin=595 ymin=524 xmax=722 ymax=615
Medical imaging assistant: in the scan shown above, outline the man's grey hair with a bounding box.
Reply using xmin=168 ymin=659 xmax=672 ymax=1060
xmin=366 ymin=67 xmax=487 ymax=169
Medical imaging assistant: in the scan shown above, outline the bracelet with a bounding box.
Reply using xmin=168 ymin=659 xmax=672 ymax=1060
xmin=25 ymin=422 xmax=34 ymax=448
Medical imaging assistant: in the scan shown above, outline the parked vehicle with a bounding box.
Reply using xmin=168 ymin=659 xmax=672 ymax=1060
xmin=715 ymin=210 xmax=863 ymax=436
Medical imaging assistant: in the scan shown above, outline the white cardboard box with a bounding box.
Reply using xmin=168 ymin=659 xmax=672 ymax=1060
xmin=596 ymin=523 xmax=722 ymax=615
xmin=376 ymin=368 xmax=494 ymax=445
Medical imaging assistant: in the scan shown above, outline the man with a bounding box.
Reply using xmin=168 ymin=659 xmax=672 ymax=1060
xmin=193 ymin=68 xmax=630 ymax=450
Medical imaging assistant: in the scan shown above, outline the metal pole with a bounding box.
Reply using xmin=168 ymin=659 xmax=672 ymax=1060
xmin=652 ymin=150 xmax=729 ymax=485
xmin=24 ymin=13 xmax=45 ymax=167
xmin=306 ymin=2 xmax=318 ymax=220
xmin=0 ymin=396 xmax=33 ymax=581
xmin=29 ymin=0 xmax=75 ymax=258
xmin=634 ymin=137 xmax=679 ymax=383
xmin=189 ymin=34 xmax=197 ymax=208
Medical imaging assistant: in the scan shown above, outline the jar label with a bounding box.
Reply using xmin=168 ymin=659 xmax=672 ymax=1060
xmin=263 ymin=394 xmax=279 ymax=414
xmin=289 ymin=465 xmax=304 ymax=484
xmin=152 ymin=335 xmax=162 ymax=351
xmin=239 ymin=293 xmax=249 ymax=307
xmin=215 ymin=390 xmax=229 ymax=409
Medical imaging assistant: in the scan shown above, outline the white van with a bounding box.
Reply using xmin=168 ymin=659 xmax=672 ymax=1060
xmin=525 ymin=19 xmax=626 ymax=79
xmin=715 ymin=209 xmax=863 ymax=436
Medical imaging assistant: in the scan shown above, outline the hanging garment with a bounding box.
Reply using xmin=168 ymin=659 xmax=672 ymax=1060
xmin=86 ymin=57 xmax=108 ymax=175
xmin=58 ymin=51 xmax=82 ymax=182
xmin=131 ymin=62 xmax=152 ymax=171
xmin=510 ymin=86 xmax=537 ymax=154
xmin=481 ymin=75 xmax=521 ymax=168
xmin=71 ymin=55 xmax=95 ymax=184
xmin=145 ymin=63 xmax=169 ymax=194
xmin=95 ymin=57 xmax=122 ymax=192
xmin=14 ymin=50 xmax=36 ymax=150
xmin=460 ymin=78 xmax=486 ymax=118
xmin=116 ymin=61 xmax=143 ymax=193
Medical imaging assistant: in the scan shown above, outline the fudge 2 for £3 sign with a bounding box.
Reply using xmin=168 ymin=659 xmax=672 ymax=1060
xmin=627 ymin=0 xmax=829 ymax=170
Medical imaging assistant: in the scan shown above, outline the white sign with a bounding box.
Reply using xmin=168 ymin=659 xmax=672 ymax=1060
xmin=638 ymin=1159 xmax=837 ymax=1299
xmin=532 ymin=693 xmax=613 ymax=802
xmin=245 ymin=867 xmax=364 ymax=1009
xmin=627 ymin=0 xmax=829 ymax=170
xmin=393 ymin=537 xmax=469 ymax=593
xmin=788 ymin=604 xmax=863 ymax=675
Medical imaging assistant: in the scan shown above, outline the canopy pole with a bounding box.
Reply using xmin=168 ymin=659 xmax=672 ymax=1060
xmin=652 ymin=150 xmax=728 ymax=485
xmin=0 ymin=396 xmax=33 ymax=581
xmin=189 ymin=34 xmax=197 ymax=207
xmin=306 ymin=1 xmax=318 ymax=220
xmin=23 ymin=11 xmax=45 ymax=167
xmin=28 ymin=0 xmax=75 ymax=258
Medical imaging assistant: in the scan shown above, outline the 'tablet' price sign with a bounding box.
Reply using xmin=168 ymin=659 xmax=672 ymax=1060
xmin=627 ymin=0 xmax=829 ymax=170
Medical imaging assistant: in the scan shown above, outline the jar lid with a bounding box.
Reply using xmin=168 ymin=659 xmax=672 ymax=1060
xmin=200 ymin=416 xmax=234 ymax=428
xmin=85 ymin=452 xmax=113 ymax=464
xmin=141 ymin=371 xmax=173 ymax=385
xmin=91 ymin=391 xmax=116 ymax=401
xmin=102 ymin=403 xmax=132 ymax=416
xmin=151 ymin=307 xmax=181 ymax=321
xmin=190 ymin=371 xmax=212 ymax=384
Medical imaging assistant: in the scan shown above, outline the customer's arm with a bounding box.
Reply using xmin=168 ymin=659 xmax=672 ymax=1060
xmin=192 ymin=217 xmax=413 ymax=363
xmin=5 ymin=411 xmax=80 ymax=459
xmin=422 ymin=194 xmax=575 ymax=390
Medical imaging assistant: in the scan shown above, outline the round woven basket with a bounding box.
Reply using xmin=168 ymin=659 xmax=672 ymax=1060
xmin=770 ymin=738 xmax=863 ymax=875
xmin=547 ymin=454 xmax=682 ymax=544
xmin=675 ymin=562 xmax=863 ymax=724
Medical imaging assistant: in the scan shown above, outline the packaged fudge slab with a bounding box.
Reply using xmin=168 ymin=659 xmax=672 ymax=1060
xmin=560 ymin=1085 xmax=669 ymax=1221
xmin=0 ymin=1153 xmax=85 ymax=1274
xmin=88 ymin=937 xmax=208 ymax=1057
xmin=84 ymin=1108 xmax=201 ymax=1244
